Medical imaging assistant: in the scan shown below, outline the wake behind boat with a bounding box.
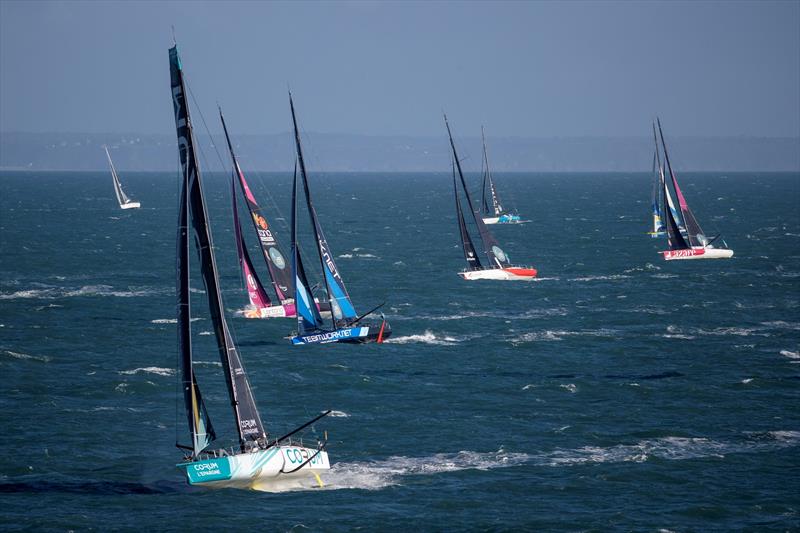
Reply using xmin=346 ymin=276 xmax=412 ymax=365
xmin=288 ymin=94 xmax=390 ymax=345
xmin=446 ymin=115 xmax=537 ymax=281
xmin=656 ymin=119 xmax=733 ymax=261
xmin=103 ymin=145 xmax=140 ymax=209
xmin=169 ymin=45 xmax=330 ymax=491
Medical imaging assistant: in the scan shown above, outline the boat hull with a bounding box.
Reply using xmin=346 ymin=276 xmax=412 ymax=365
xmin=482 ymin=214 xmax=524 ymax=225
xmin=120 ymin=202 xmax=140 ymax=209
xmin=179 ymin=446 xmax=330 ymax=491
xmin=662 ymin=247 xmax=734 ymax=260
xmin=291 ymin=321 xmax=391 ymax=345
xmin=243 ymin=300 xmax=332 ymax=320
xmin=458 ymin=266 xmax=538 ymax=280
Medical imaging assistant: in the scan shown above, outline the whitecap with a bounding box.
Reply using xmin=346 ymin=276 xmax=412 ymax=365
xmin=119 ymin=367 xmax=174 ymax=377
xmin=780 ymin=349 xmax=799 ymax=359
xmin=1 ymin=349 xmax=51 ymax=363
xmin=560 ymin=383 xmax=577 ymax=393
xmin=384 ymin=331 xmax=459 ymax=346
xmin=337 ymin=253 xmax=354 ymax=258
xmin=328 ymin=410 xmax=349 ymax=418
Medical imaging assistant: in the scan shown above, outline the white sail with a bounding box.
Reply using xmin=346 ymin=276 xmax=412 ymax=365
xmin=104 ymin=146 xmax=140 ymax=209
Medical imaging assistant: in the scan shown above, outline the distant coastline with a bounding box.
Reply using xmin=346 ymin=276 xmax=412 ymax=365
xmin=1 ymin=131 xmax=798 ymax=172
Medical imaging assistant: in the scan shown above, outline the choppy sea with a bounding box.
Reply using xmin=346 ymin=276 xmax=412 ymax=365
xmin=0 ymin=170 xmax=798 ymax=531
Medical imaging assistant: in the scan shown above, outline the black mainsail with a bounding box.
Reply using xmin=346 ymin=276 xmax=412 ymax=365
xmin=454 ymin=158 xmax=482 ymax=270
xmin=170 ymin=45 xmax=266 ymax=457
xmin=219 ymin=109 xmax=295 ymax=304
xmin=445 ymin=115 xmax=512 ymax=269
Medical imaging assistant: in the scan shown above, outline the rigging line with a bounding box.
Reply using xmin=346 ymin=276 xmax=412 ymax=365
xmin=185 ymin=78 xmax=228 ymax=174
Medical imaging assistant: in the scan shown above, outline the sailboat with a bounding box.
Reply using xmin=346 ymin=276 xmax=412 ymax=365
xmin=288 ymin=93 xmax=390 ymax=345
xmin=446 ymin=115 xmax=538 ymax=280
xmin=647 ymin=122 xmax=679 ymax=238
xmin=656 ymin=118 xmax=733 ymax=260
xmin=103 ymin=145 xmax=140 ymax=209
xmin=478 ymin=128 xmax=523 ymax=225
xmin=169 ymin=45 xmax=330 ymax=491
xmin=219 ymin=108 xmax=298 ymax=319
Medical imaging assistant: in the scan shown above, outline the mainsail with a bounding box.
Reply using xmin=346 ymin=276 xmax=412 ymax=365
xmin=104 ymin=145 xmax=134 ymax=207
xmin=480 ymin=127 xmax=504 ymax=217
xmin=657 ymin=118 xmax=708 ymax=247
xmin=289 ymin=94 xmax=358 ymax=327
xmin=454 ymin=158 xmax=482 ymax=270
xmin=233 ymin=177 xmax=272 ymax=314
xmin=219 ymin=109 xmax=294 ymax=303
xmin=170 ymin=45 xmax=266 ymax=457
xmin=445 ymin=115 xmax=512 ymax=269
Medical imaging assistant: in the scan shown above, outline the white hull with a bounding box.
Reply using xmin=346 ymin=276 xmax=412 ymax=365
xmin=662 ymin=247 xmax=734 ymax=260
xmin=481 ymin=216 xmax=526 ymax=225
xmin=458 ymin=266 xmax=537 ymax=281
xmin=120 ymin=202 xmax=140 ymax=209
xmin=180 ymin=445 xmax=330 ymax=492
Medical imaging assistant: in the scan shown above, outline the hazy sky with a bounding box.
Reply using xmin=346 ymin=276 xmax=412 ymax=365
xmin=1 ymin=0 xmax=798 ymax=138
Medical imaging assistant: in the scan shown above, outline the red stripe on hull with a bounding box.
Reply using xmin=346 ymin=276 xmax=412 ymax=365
xmin=503 ymin=267 xmax=538 ymax=278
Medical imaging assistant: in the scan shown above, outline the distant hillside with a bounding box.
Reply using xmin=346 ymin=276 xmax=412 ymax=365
xmin=1 ymin=131 xmax=798 ymax=172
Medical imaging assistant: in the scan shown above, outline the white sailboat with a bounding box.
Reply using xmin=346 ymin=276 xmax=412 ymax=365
xmin=169 ymin=44 xmax=330 ymax=491
xmin=103 ymin=145 xmax=140 ymax=209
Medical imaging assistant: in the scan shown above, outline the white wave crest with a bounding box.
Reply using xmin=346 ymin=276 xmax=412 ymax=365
xmin=780 ymin=349 xmax=800 ymax=359
xmin=384 ymin=330 xmax=460 ymax=345
xmin=511 ymin=329 xmax=618 ymax=344
xmin=328 ymin=410 xmax=349 ymax=418
xmin=151 ymin=318 xmax=203 ymax=324
xmin=560 ymin=383 xmax=577 ymax=393
xmin=119 ymin=367 xmax=174 ymax=377
xmin=568 ymin=274 xmax=631 ymax=282
xmin=1 ymin=349 xmax=51 ymax=362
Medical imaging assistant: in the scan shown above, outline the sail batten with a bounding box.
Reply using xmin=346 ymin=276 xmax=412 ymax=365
xmin=170 ymin=45 xmax=266 ymax=454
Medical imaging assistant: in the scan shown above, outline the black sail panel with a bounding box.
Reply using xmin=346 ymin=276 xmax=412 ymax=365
xmin=170 ymin=46 xmax=266 ymax=448
xmin=445 ymin=115 xmax=512 ymax=269
xmin=219 ymin=110 xmax=295 ymax=303
xmin=662 ymin=167 xmax=690 ymax=250
xmin=177 ymin=174 xmax=216 ymax=456
xmin=454 ymin=161 xmax=482 ymax=270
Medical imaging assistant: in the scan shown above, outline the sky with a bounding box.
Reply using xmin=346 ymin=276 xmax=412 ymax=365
xmin=1 ymin=0 xmax=798 ymax=139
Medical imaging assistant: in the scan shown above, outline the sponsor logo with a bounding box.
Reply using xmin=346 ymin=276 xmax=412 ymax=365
xmin=665 ymin=249 xmax=704 ymax=258
xmin=300 ymin=328 xmax=356 ymax=343
xmin=253 ymin=213 xmax=268 ymax=230
xmin=285 ymin=447 xmax=323 ymax=465
xmin=319 ymin=240 xmax=341 ymax=281
xmin=269 ymin=248 xmax=286 ymax=270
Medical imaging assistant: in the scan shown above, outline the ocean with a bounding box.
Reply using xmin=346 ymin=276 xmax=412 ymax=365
xmin=0 ymin=170 xmax=798 ymax=531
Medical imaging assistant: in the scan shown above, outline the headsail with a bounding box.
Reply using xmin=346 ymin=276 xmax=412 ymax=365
xmin=454 ymin=158 xmax=482 ymax=270
xmin=445 ymin=115 xmax=512 ymax=269
xmin=657 ymin=118 xmax=708 ymax=247
xmin=104 ymin=145 xmax=134 ymax=207
xmin=219 ymin=109 xmax=294 ymax=303
xmin=170 ymin=45 xmax=266 ymax=454
xmin=233 ymin=177 xmax=272 ymax=314
xmin=289 ymin=94 xmax=358 ymax=327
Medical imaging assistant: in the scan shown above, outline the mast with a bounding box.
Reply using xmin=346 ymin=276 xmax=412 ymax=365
xmin=289 ymin=93 xmax=358 ymax=328
xmin=481 ymin=127 xmax=503 ymax=216
xmin=219 ymin=108 xmax=295 ymax=303
xmin=291 ymin=159 xmax=325 ymax=335
xmin=657 ymin=118 xmax=708 ymax=247
xmin=444 ymin=114 xmax=511 ymax=269
xmin=170 ymin=45 xmax=266 ymax=452
xmin=650 ymin=123 xmax=663 ymax=233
